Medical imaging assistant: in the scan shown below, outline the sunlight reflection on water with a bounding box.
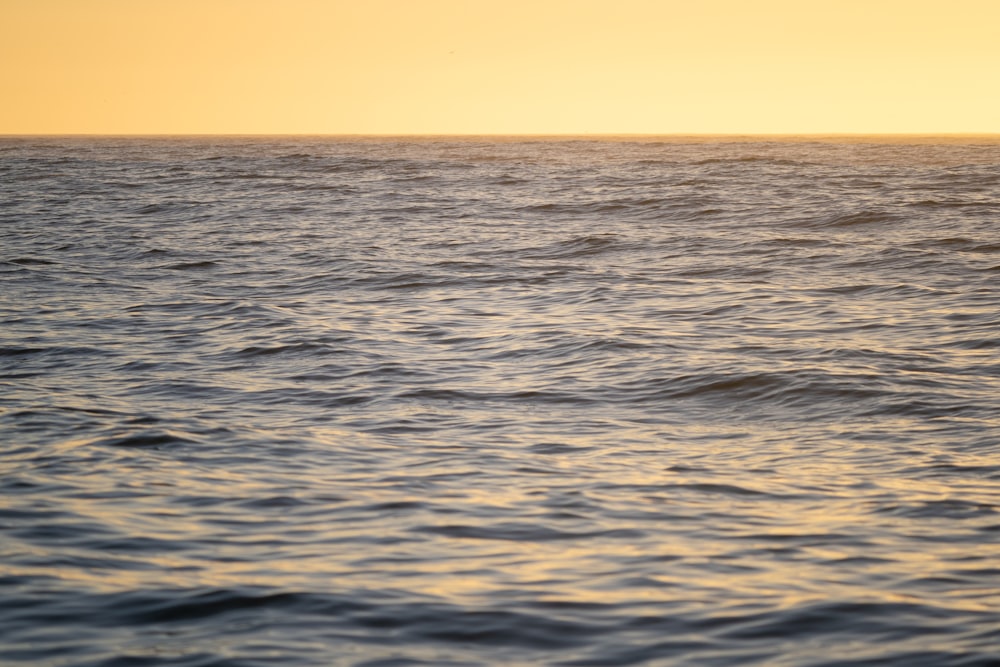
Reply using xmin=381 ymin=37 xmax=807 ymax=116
xmin=1 ymin=137 xmax=999 ymax=666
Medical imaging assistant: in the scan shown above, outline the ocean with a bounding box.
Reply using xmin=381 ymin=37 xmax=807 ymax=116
xmin=1 ymin=136 xmax=999 ymax=666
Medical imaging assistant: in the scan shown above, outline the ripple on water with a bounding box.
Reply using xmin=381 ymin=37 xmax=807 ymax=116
xmin=1 ymin=137 xmax=999 ymax=667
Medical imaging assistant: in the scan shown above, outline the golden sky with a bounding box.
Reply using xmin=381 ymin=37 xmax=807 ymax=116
xmin=3 ymin=0 xmax=999 ymax=135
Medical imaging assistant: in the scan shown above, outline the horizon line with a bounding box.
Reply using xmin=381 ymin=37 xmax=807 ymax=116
xmin=4 ymin=132 xmax=1000 ymax=143
xmin=4 ymin=131 xmax=1000 ymax=135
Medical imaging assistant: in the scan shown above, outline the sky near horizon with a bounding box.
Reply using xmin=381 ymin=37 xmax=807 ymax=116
xmin=3 ymin=0 xmax=999 ymax=135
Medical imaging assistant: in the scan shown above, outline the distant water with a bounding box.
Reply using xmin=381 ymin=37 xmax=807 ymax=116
xmin=2 ymin=136 xmax=999 ymax=667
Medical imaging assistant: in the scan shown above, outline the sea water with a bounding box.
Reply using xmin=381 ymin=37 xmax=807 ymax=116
xmin=1 ymin=136 xmax=999 ymax=666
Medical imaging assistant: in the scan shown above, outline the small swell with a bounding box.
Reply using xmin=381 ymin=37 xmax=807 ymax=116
xmin=414 ymin=522 xmax=645 ymax=542
xmin=116 ymin=589 xmax=339 ymax=625
xmin=912 ymin=198 xmax=997 ymax=210
xmin=0 ymin=346 xmax=48 ymax=357
xmin=91 ymin=430 xmax=198 ymax=449
xmin=821 ymin=210 xmax=899 ymax=227
xmin=522 ymin=234 xmax=622 ymax=260
xmin=693 ymin=156 xmax=809 ymax=166
xmin=609 ymin=370 xmax=886 ymax=409
xmin=161 ymin=260 xmax=219 ymax=270
xmin=875 ymin=499 xmax=997 ymax=520
xmin=232 ymin=342 xmax=334 ymax=358
xmin=910 ymin=237 xmax=1000 ymax=254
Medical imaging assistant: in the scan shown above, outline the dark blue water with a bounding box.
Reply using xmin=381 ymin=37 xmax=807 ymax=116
xmin=2 ymin=136 xmax=999 ymax=666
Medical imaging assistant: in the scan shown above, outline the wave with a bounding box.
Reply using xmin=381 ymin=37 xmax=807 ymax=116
xmin=3 ymin=137 xmax=999 ymax=667
xmin=692 ymin=156 xmax=812 ymax=167
xmin=91 ymin=429 xmax=198 ymax=449
xmin=161 ymin=260 xmax=219 ymax=270
xmin=520 ymin=234 xmax=623 ymax=260
xmin=0 ymin=586 xmax=993 ymax=666
xmin=798 ymin=209 xmax=901 ymax=228
xmin=513 ymin=198 xmax=721 ymax=220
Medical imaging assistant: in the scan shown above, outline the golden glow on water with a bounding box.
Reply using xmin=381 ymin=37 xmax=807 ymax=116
xmin=2 ymin=0 xmax=999 ymax=134
xmin=2 ymin=136 xmax=998 ymax=663
xmin=16 ymin=424 xmax=994 ymax=612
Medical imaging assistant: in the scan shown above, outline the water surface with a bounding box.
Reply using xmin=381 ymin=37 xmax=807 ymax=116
xmin=2 ymin=136 xmax=999 ymax=666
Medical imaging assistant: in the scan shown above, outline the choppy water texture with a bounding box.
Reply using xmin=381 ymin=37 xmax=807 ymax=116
xmin=2 ymin=136 xmax=1000 ymax=666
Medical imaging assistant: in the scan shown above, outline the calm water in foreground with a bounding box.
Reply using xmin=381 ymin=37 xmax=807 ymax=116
xmin=1 ymin=136 xmax=999 ymax=666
